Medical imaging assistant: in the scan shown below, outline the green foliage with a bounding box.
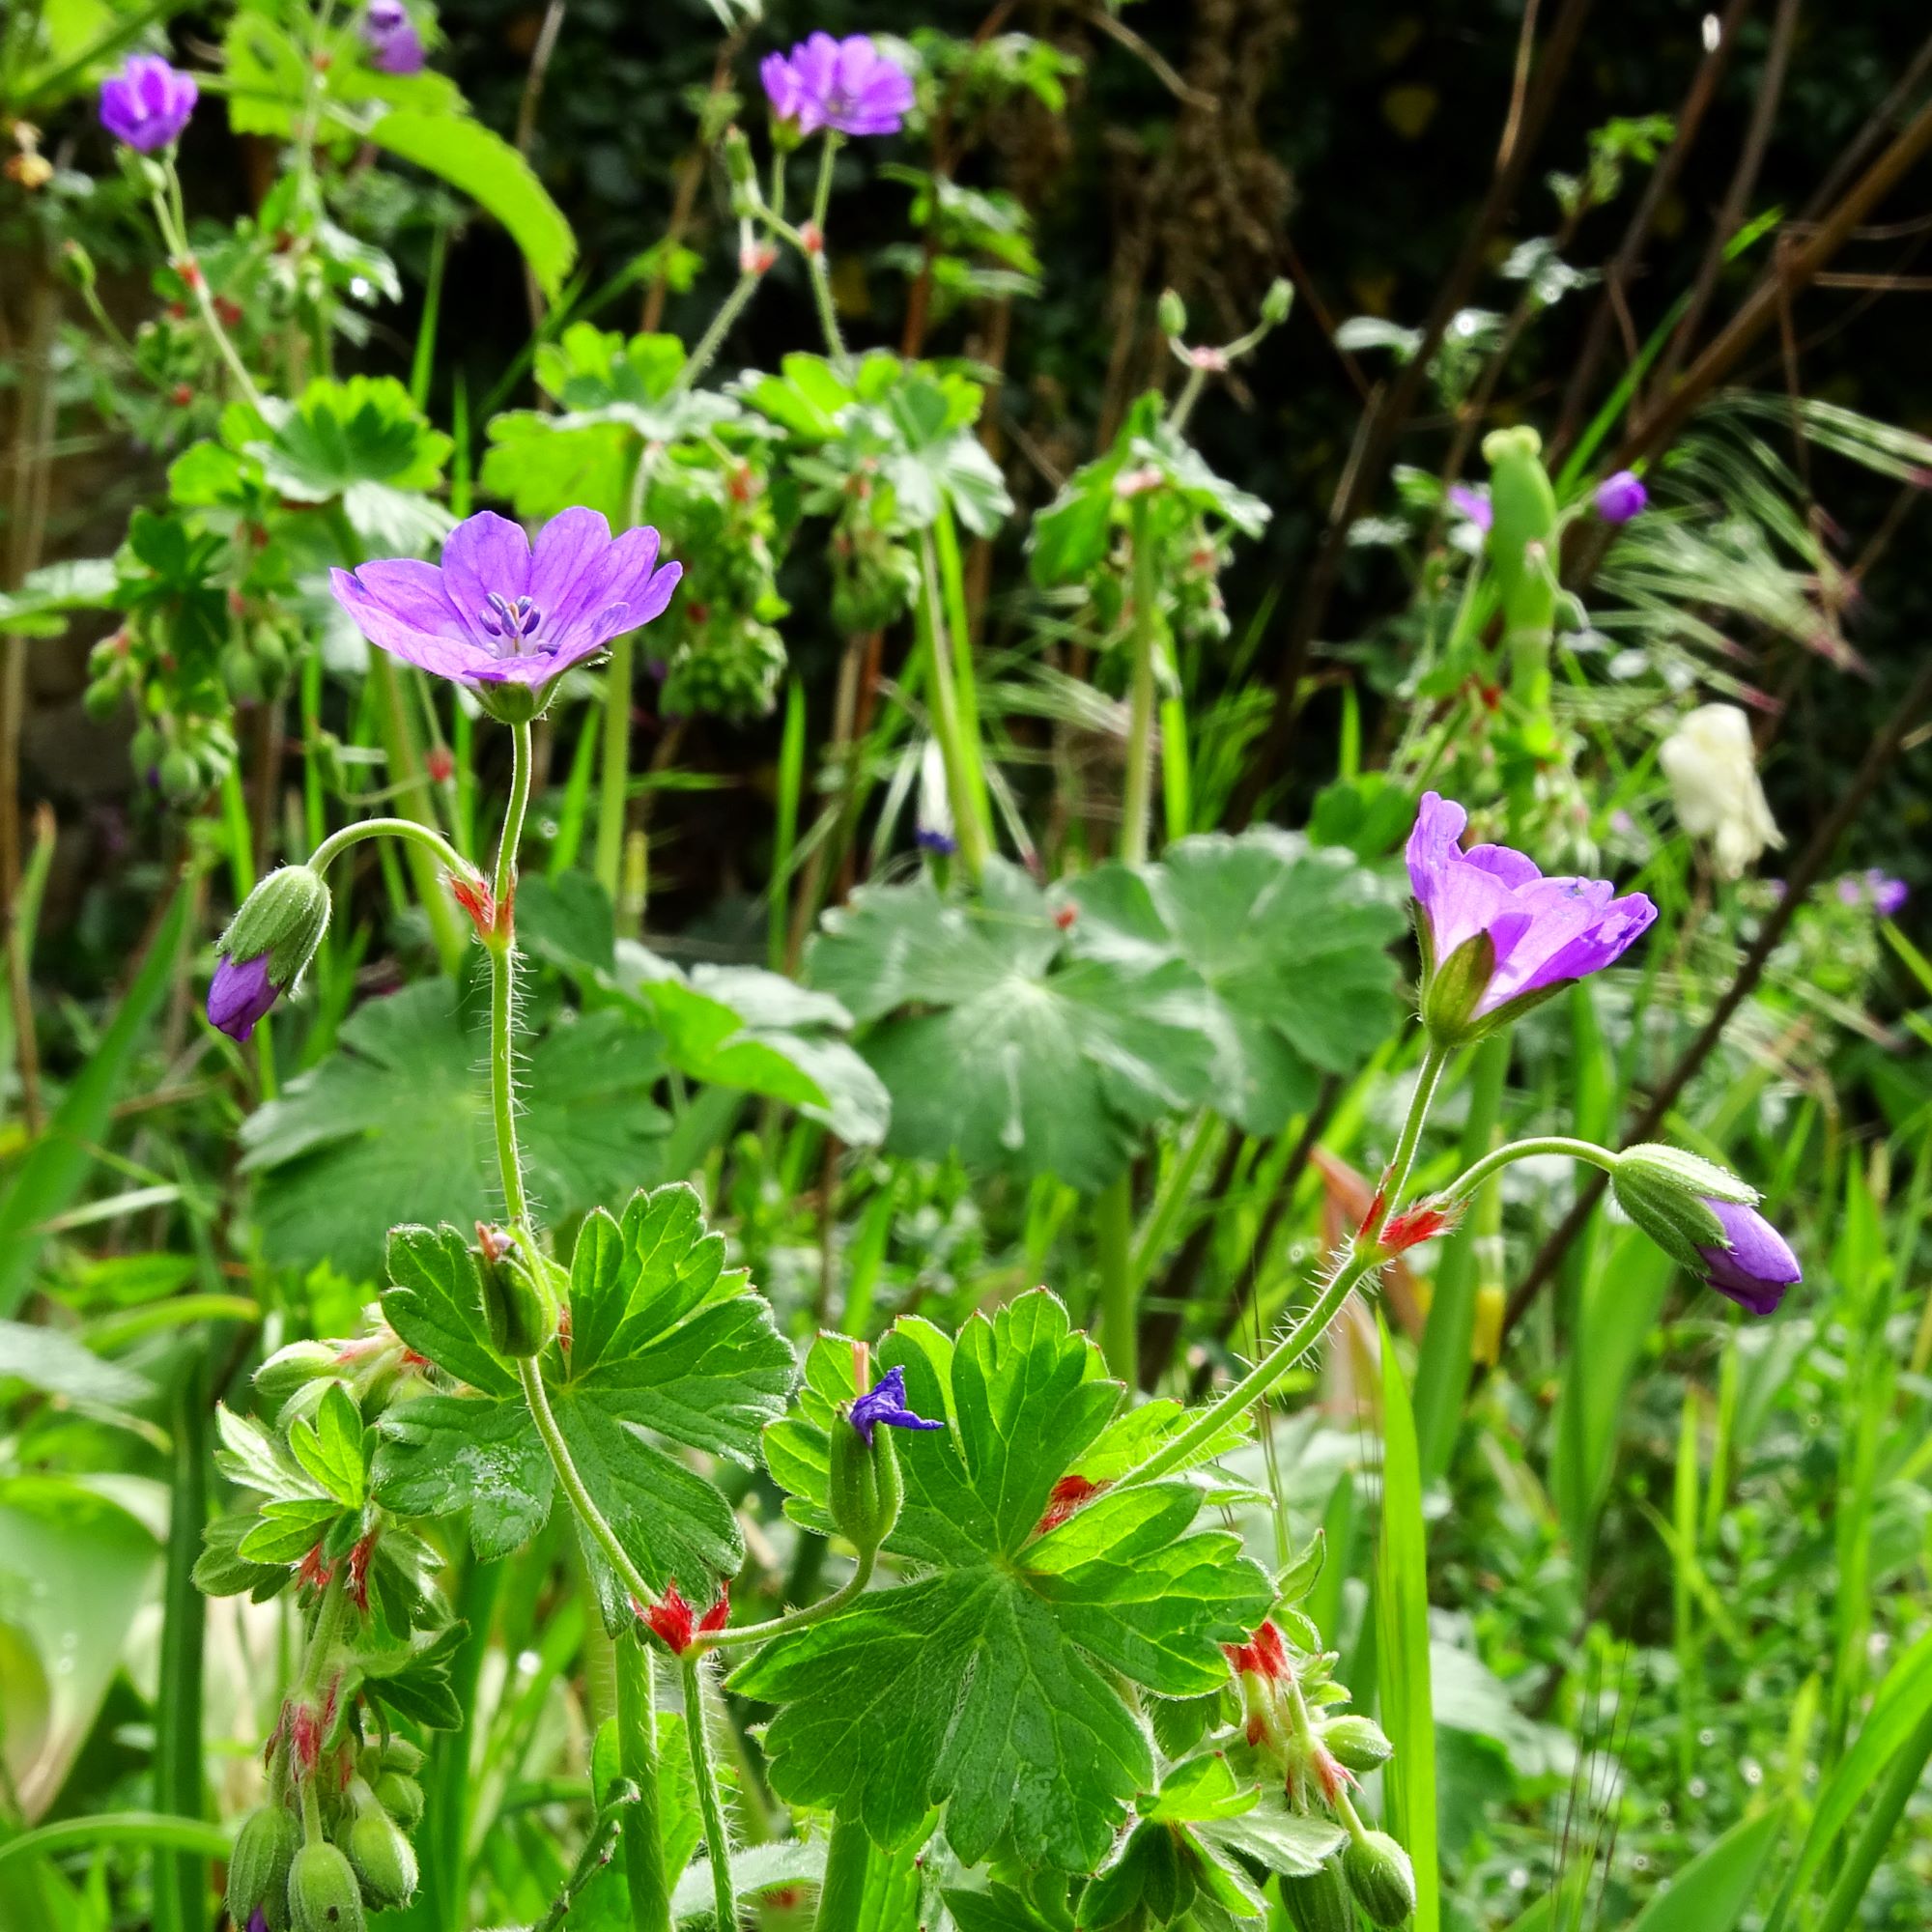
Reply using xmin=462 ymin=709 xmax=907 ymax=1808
xmin=238 ymin=980 xmax=669 ymax=1282
xmin=375 ymin=1185 xmax=793 ymax=1615
xmin=736 ymin=1294 xmax=1271 ymax=1868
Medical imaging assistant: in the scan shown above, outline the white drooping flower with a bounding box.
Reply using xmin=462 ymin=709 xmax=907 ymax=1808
xmin=1659 ymin=702 xmax=1783 ymax=878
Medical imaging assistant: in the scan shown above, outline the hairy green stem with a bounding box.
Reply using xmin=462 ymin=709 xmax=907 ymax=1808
xmin=916 ymin=534 xmax=988 ymax=881
xmin=1438 ymin=1134 xmax=1617 ymax=1207
xmin=151 ymin=181 xmax=265 ymax=412
xmin=1118 ymin=1043 xmax=1449 ymax=1491
xmin=1119 ymin=494 xmax=1159 ymax=865
xmin=1094 ymin=1174 xmax=1136 ymax=1384
xmin=680 ymin=270 xmax=764 ymax=392
xmin=489 ymin=718 xmax=535 ymax=1235
xmin=309 ymin=814 xmax=473 ymax=883
xmin=682 ymin=1655 xmax=737 ymax=1932
xmin=803 ymin=134 xmax=849 ymax=374
xmin=615 ymin=1634 xmax=671 ymax=1932
xmin=692 ymin=1547 xmax=876 ymax=1656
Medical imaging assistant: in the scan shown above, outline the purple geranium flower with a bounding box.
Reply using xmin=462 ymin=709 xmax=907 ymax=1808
xmin=1697 ymin=1199 xmax=1801 ymax=1316
xmin=914 ymin=826 xmax=958 ymax=857
xmin=208 ymin=952 xmax=279 ymax=1043
xmin=1407 ymin=791 xmax=1658 ymax=1040
xmin=1838 ymin=868 xmax=1907 ymax=918
xmin=328 ymin=508 xmax=680 ymax=700
xmin=761 ymin=34 xmax=914 ymax=138
xmin=848 ymin=1366 xmax=943 ymax=1447
xmin=99 ymin=54 xmax=199 ymax=152
xmin=361 ymin=0 xmax=425 ymax=75
xmin=1448 ymin=484 xmax=1492 ymax=533
xmin=1594 ymin=469 xmax=1648 ymax=524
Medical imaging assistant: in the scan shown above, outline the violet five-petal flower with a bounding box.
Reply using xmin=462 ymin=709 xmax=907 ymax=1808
xmin=361 ymin=0 xmax=425 ymax=75
xmin=328 ymin=508 xmax=681 ymax=694
xmin=1594 ymin=469 xmax=1648 ymax=524
xmin=847 ymin=1366 xmax=943 ymax=1447
xmin=99 ymin=54 xmax=199 ymax=152
xmin=1448 ymin=484 xmax=1493 ymax=532
xmin=1696 ymin=1198 xmax=1802 ymax=1316
xmin=208 ymin=952 xmax=279 ymax=1043
xmin=1838 ymin=867 xmax=1907 ymax=918
xmin=1406 ymin=791 xmax=1658 ymax=1027
xmin=761 ymin=33 xmax=914 ymax=138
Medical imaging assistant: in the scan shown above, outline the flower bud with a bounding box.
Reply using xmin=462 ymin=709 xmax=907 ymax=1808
xmin=1319 ymin=1713 xmax=1393 ymax=1775
xmin=1343 ymin=1832 xmax=1416 ymax=1928
xmin=374 ymin=1769 xmax=424 ymax=1830
xmin=1260 ymin=276 xmax=1294 ymax=327
xmin=288 ymin=1838 xmax=367 ymax=1932
xmin=59 ymin=240 xmax=98 ymax=291
xmin=213 ymin=866 xmax=331 ymax=1028
xmin=474 ymin=1224 xmax=555 ymax=1360
xmin=1610 ymin=1144 xmax=1754 ymax=1271
xmin=376 ymin=1737 xmax=425 ymax=1776
xmin=723 ymin=127 xmax=758 ymax=214
xmin=344 ymin=1778 xmax=418 ymax=1908
xmin=1279 ymin=1859 xmax=1354 ymax=1932
xmin=1157 ymin=288 xmax=1187 ymax=339
xmin=255 ymin=1340 xmax=342 ymax=1408
xmin=827 ymin=1400 xmax=904 ymax=1559
xmin=227 ymin=1804 xmax=301 ymax=1932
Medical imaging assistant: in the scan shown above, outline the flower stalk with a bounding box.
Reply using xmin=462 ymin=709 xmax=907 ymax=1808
xmin=682 ymin=1653 xmax=737 ymax=1932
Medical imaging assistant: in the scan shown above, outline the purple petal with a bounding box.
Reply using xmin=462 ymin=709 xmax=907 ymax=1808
xmin=528 ymin=507 xmax=623 ymax=635
xmin=1404 ymin=791 xmax=1468 ymax=913
xmin=1594 ymin=469 xmax=1648 ymax=524
xmin=100 ymin=55 xmax=198 ymax=151
xmin=1697 ymin=1199 xmax=1800 ymax=1315
xmin=440 ymin=510 xmax=531 ymax=622
xmin=761 ymin=51 xmax=802 ymax=119
xmin=1449 ymin=484 xmax=1492 ymax=531
xmin=1462 ymin=842 xmax=1543 ymax=890
xmin=209 ymin=952 xmax=279 ymax=1042
xmin=329 ymin=561 xmax=485 ymax=681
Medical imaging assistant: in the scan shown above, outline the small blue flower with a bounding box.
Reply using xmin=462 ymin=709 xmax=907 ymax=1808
xmin=848 ymin=1365 xmax=943 ymax=1446
xmin=914 ymin=825 xmax=958 ymax=857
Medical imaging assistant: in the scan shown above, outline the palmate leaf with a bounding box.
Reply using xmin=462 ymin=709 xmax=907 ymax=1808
xmin=806 ymin=860 xmax=1214 ymax=1192
xmin=238 ymin=980 xmax=669 ymax=1283
xmin=734 ymin=1293 xmax=1271 ymax=1871
xmin=1062 ymin=830 xmax=1405 ymax=1135
xmin=374 ymin=1185 xmax=793 ymax=1604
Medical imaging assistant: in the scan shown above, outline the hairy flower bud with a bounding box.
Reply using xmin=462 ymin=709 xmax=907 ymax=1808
xmin=1278 ymin=1858 xmax=1355 ymax=1932
xmin=1343 ymin=1832 xmax=1417 ymax=1928
xmin=828 ymin=1398 xmax=904 ymax=1558
xmin=59 ymin=240 xmax=99 ymax=291
xmin=1319 ymin=1713 xmax=1394 ymax=1774
xmin=210 ymin=866 xmax=331 ymax=1041
xmin=373 ymin=1769 xmax=424 ymax=1830
xmin=227 ymin=1804 xmax=301 ymax=1932
xmin=473 ymin=1224 xmax=555 ymax=1360
xmin=344 ymin=1778 xmax=418 ymax=1907
xmin=1157 ymin=288 xmax=1187 ymax=339
xmin=1611 ymin=1145 xmax=1754 ymax=1270
xmin=255 ymin=1341 xmax=343 ymax=1408
xmin=1260 ymin=276 xmax=1294 ymax=327
xmin=288 ymin=1838 xmax=366 ymax=1932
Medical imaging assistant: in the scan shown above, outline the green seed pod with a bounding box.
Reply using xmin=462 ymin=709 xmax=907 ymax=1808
xmin=827 ymin=1407 xmax=903 ymax=1560
xmin=723 ymin=125 xmax=758 ymax=214
xmin=83 ymin=678 xmax=123 ymax=724
xmin=1343 ymin=1832 xmax=1417 ymax=1928
xmin=289 ymin=1838 xmax=366 ymax=1932
xmin=1157 ymin=288 xmax=1188 ymax=339
xmin=344 ymin=1778 xmax=418 ymax=1908
xmin=1278 ymin=1859 xmax=1354 ymax=1932
xmin=1481 ymin=424 xmax=1559 ymax=709
xmin=59 ymin=239 xmax=98 ymax=291
xmin=1260 ymin=276 xmax=1294 ymax=327
xmin=374 ymin=1769 xmax=424 ymax=1831
xmin=227 ymin=1804 xmax=301 ymax=1932
xmin=221 ymin=641 xmax=264 ymax=702
xmin=1319 ymin=1713 xmax=1394 ymax=1774
xmin=251 ymin=622 xmax=291 ymax=684
xmin=377 ymin=1737 xmax=425 ymax=1776
xmin=216 ymin=866 xmax=331 ymax=996
xmin=129 ymin=724 xmax=163 ymax=774
xmin=1611 ymin=1144 xmax=1756 ymax=1271
xmin=255 ymin=1340 xmax=340 ymax=1407
xmin=474 ymin=1228 xmax=555 ymax=1361
xmin=156 ymin=745 xmax=201 ymax=802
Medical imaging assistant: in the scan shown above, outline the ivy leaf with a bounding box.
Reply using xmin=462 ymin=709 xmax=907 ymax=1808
xmin=1063 ymin=831 xmax=1404 ymax=1135
xmin=373 ymin=1185 xmax=793 ymax=1605
xmin=239 ymin=980 xmax=669 ymax=1284
xmin=806 ymin=861 xmax=1213 ymax=1191
xmin=734 ymin=1293 xmax=1270 ymax=1870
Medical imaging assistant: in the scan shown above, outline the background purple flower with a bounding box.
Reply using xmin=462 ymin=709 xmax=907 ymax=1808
xmin=99 ymin=54 xmax=198 ymax=152
xmin=362 ymin=0 xmax=425 ymax=74
xmin=1448 ymin=484 xmax=1492 ymax=532
xmin=1697 ymin=1199 xmax=1801 ymax=1315
xmin=328 ymin=508 xmax=680 ymax=693
xmin=1407 ymin=791 xmax=1657 ymax=1020
xmin=1594 ymin=469 xmax=1648 ymax=524
xmin=1838 ymin=868 xmax=1907 ymax=918
xmin=208 ymin=953 xmax=278 ymax=1042
xmin=761 ymin=34 xmax=914 ymax=138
